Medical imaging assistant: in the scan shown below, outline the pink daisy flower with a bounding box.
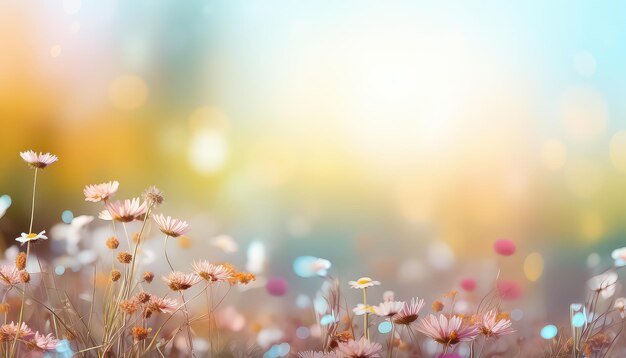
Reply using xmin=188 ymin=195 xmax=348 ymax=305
xmin=153 ymin=214 xmax=189 ymax=237
xmin=479 ymin=310 xmax=515 ymax=338
xmin=0 ymin=265 xmax=21 ymax=286
xmin=336 ymin=337 xmax=383 ymax=358
xmin=27 ymin=332 xmax=58 ymax=351
xmin=298 ymin=352 xmax=338 ymax=358
xmin=191 ymin=260 xmax=232 ymax=283
xmin=148 ymin=296 xmax=179 ymax=314
xmin=372 ymin=300 xmax=405 ymax=317
xmin=84 ymin=181 xmax=119 ymax=202
xmin=417 ymin=314 xmax=479 ymax=346
xmin=0 ymin=322 xmax=34 ymax=341
xmin=101 ymin=198 xmax=147 ymax=222
xmin=393 ymin=297 xmax=425 ymax=326
xmin=162 ymin=271 xmax=199 ymax=291
xmin=19 ymin=150 xmax=58 ymax=169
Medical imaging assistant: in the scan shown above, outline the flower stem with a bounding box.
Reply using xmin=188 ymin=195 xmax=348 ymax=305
xmin=164 ymin=235 xmax=175 ymax=272
xmin=28 ymin=168 xmax=38 ymax=234
xmin=363 ymin=288 xmax=369 ymax=340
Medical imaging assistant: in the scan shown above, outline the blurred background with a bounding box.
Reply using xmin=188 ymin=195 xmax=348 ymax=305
xmin=1 ymin=0 xmax=626 ymax=330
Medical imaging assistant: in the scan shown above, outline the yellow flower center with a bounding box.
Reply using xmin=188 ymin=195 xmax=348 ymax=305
xmin=26 ymin=233 xmax=37 ymax=239
xmin=357 ymin=278 xmax=370 ymax=285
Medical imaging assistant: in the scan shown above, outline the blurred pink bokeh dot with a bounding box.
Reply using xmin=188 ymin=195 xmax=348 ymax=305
xmin=266 ymin=278 xmax=288 ymax=296
xmin=494 ymin=239 xmax=516 ymax=256
xmin=496 ymin=280 xmax=522 ymax=300
xmin=460 ymin=278 xmax=476 ymax=292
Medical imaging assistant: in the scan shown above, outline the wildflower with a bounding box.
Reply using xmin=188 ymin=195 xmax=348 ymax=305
xmin=19 ymin=271 xmax=30 ymax=283
xmin=348 ymin=277 xmax=381 ymax=289
xmin=393 ymin=297 xmax=425 ymax=326
xmin=615 ymin=297 xmax=626 ymax=318
xmin=0 ymin=304 xmax=9 ymax=313
xmin=16 ymin=230 xmax=48 ymax=244
xmin=117 ymin=251 xmax=132 ymax=264
xmin=583 ymin=333 xmax=611 ymax=357
xmin=0 ymin=265 xmax=21 ymax=286
xmin=143 ymin=186 xmax=164 ymax=207
xmin=20 ymin=150 xmax=58 ymax=169
xmin=192 ymin=260 xmax=232 ymax=283
xmin=479 ymin=310 xmax=515 ymax=338
xmin=417 ymin=314 xmax=480 ymax=346
xmin=336 ymin=337 xmax=383 ymax=358
xmin=106 ymin=237 xmax=119 ymax=249
xmin=101 ymin=198 xmax=147 ymax=222
xmin=298 ymin=352 xmax=338 ymax=358
xmin=353 ymin=304 xmax=374 ymax=316
xmin=147 ymin=296 xmax=178 ymax=314
xmin=143 ymin=271 xmax=155 ymax=283
xmin=587 ymin=271 xmax=618 ymax=298
xmin=432 ymin=300 xmax=444 ymax=312
xmin=136 ymin=292 xmax=151 ymax=303
xmin=163 ymin=272 xmax=198 ymax=291
xmin=0 ymin=322 xmax=34 ymax=341
xmin=15 ymin=252 xmax=26 ymax=270
xmin=231 ymin=272 xmax=256 ymax=285
xmin=120 ymin=299 xmax=139 ymax=315
xmin=130 ymin=326 xmax=151 ymax=342
xmin=372 ymin=301 xmax=405 ymax=317
xmin=26 ymin=332 xmax=58 ymax=351
xmin=110 ymin=269 xmax=122 ymax=282
xmin=83 ymin=181 xmax=119 ymax=202
xmin=153 ymin=214 xmax=189 ymax=237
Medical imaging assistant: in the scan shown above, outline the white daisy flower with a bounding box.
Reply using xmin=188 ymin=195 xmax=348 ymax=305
xmin=348 ymin=277 xmax=381 ymax=289
xmin=16 ymin=230 xmax=48 ymax=244
xmin=352 ymin=304 xmax=374 ymax=316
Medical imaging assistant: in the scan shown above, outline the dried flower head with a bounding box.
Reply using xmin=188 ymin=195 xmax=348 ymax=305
xmin=152 ymin=214 xmax=189 ymax=238
xmin=143 ymin=186 xmax=164 ymax=207
xmin=110 ymin=269 xmax=122 ymax=282
xmin=233 ymin=272 xmax=256 ymax=285
xmin=106 ymin=237 xmax=119 ymax=249
xmin=192 ymin=260 xmax=232 ymax=283
xmin=147 ymin=296 xmax=178 ymax=315
xmin=432 ymin=300 xmax=444 ymax=312
xmin=136 ymin=292 xmax=151 ymax=303
xmin=143 ymin=271 xmax=155 ymax=283
xmin=15 ymin=252 xmax=26 ymax=270
xmin=131 ymin=326 xmax=151 ymax=342
xmin=20 ymin=150 xmax=58 ymax=169
xmin=120 ymin=299 xmax=139 ymax=315
xmin=0 ymin=304 xmax=9 ymax=314
xmin=117 ymin=251 xmax=133 ymax=264
xmin=84 ymin=181 xmax=119 ymax=202
xmin=163 ymin=272 xmax=198 ymax=291
xmin=19 ymin=271 xmax=30 ymax=283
